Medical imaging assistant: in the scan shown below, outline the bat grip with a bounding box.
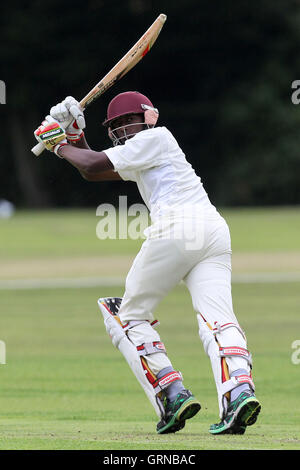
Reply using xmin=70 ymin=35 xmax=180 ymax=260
xmin=31 ymin=142 xmax=45 ymax=156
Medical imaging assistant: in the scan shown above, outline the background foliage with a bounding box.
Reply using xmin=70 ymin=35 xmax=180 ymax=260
xmin=1 ymin=0 xmax=300 ymax=207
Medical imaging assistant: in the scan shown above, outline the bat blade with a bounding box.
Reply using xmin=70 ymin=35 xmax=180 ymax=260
xmin=80 ymin=13 xmax=167 ymax=108
xmin=31 ymin=13 xmax=167 ymax=156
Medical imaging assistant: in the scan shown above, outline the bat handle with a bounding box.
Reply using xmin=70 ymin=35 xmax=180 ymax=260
xmin=31 ymin=142 xmax=45 ymax=156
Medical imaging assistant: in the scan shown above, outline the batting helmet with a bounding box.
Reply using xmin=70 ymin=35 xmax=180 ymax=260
xmin=102 ymin=91 xmax=157 ymax=127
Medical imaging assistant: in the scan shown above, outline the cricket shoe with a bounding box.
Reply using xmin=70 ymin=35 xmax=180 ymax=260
xmin=156 ymin=389 xmax=201 ymax=434
xmin=209 ymin=390 xmax=261 ymax=435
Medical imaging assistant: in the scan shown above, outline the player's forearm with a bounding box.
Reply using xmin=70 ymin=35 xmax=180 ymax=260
xmin=80 ymin=169 xmax=122 ymax=181
xmin=58 ymin=144 xmax=113 ymax=173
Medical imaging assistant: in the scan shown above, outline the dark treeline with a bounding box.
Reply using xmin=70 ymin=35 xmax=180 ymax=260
xmin=1 ymin=0 xmax=300 ymax=208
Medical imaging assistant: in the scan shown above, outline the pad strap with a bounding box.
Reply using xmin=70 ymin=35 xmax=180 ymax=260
xmin=213 ymin=322 xmax=246 ymax=340
xmin=219 ymin=346 xmax=252 ymax=367
xmin=137 ymin=341 xmax=166 ymax=356
xmin=221 ymin=374 xmax=255 ymax=395
xmin=154 ymin=371 xmax=183 ymax=393
xmin=145 ymin=369 xmax=183 ymax=394
xmin=123 ymin=319 xmax=160 ymax=331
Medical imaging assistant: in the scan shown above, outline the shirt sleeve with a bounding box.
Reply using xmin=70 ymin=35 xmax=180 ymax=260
xmin=103 ymin=128 xmax=166 ymax=173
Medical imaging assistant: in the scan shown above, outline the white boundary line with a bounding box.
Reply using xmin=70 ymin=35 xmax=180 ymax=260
xmin=233 ymin=272 xmax=300 ymax=283
xmin=0 ymin=277 xmax=125 ymax=290
xmin=0 ymin=272 xmax=300 ymax=290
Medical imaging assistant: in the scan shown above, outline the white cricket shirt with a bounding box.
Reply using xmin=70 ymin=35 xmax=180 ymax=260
xmin=104 ymin=126 xmax=220 ymax=223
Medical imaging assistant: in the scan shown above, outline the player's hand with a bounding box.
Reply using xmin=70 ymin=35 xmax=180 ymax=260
xmin=50 ymin=96 xmax=85 ymax=143
xmin=34 ymin=116 xmax=68 ymax=155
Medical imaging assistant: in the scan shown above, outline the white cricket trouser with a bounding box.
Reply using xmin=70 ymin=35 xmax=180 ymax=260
xmin=118 ymin=215 xmax=246 ymax=375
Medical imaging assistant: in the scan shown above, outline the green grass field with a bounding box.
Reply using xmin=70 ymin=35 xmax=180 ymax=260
xmin=1 ymin=207 xmax=300 ymax=450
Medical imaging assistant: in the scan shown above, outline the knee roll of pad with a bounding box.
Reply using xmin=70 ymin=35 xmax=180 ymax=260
xmin=197 ymin=313 xmax=254 ymax=419
xmin=98 ymin=297 xmax=182 ymax=419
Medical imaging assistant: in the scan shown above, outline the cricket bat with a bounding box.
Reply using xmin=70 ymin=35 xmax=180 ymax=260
xmin=31 ymin=13 xmax=167 ymax=156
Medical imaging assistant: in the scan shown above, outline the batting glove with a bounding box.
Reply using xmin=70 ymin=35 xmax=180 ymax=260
xmin=50 ymin=96 xmax=86 ymax=143
xmin=34 ymin=116 xmax=68 ymax=156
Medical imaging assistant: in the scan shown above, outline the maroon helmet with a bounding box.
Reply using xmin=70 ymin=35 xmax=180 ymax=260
xmin=103 ymin=91 xmax=158 ymax=126
xmin=103 ymin=91 xmax=159 ymax=146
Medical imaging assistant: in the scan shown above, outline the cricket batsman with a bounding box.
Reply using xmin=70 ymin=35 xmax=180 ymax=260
xmin=34 ymin=91 xmax=261 ymax=434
